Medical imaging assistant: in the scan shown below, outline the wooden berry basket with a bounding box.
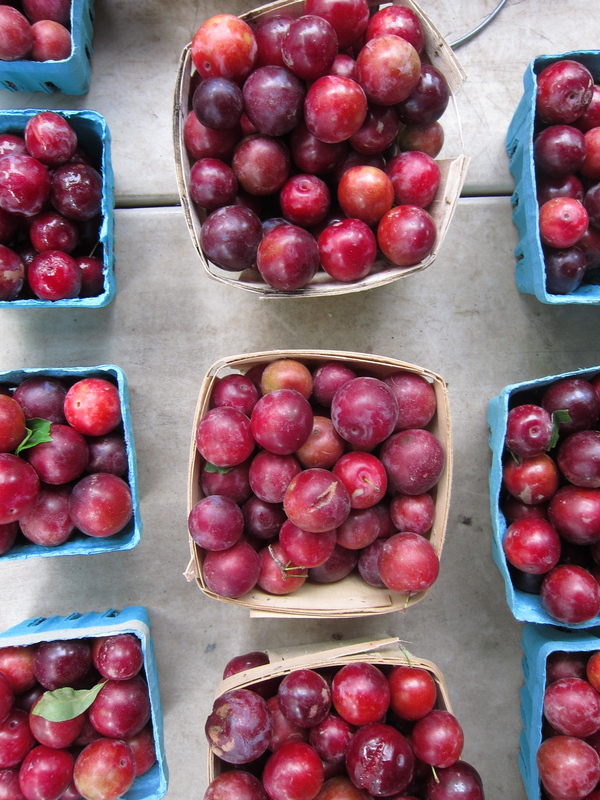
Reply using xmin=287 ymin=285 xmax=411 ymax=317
xmin=185 ymin=349 xmax=452 ymax=618
xmin=207 ymin=636 xmax=453 ymax=784
xmin=173 ymin=0 xmax=469 ymax=297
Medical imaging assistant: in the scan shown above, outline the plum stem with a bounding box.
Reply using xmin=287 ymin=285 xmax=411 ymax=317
xmin=362 ymin=476 xmax=380 ymax=492
xmin=268 ymin=544 xmax=308 ymax=579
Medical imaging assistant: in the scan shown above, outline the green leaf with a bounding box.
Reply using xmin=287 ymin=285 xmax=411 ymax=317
xmin=31 ymin=680 xmax=107 ymax=722
xmin=15 ymin=419 xmax=52 ymax=454
xmin=204 ymin=462 xmax=232 ymax=474
xmin=549 ymin=409 xmax=571 ymax=450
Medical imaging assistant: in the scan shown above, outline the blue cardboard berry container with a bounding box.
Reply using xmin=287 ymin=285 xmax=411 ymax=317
xmin=487 ymin=364 xmax=600 ymax=627
xmin=519 ymin=623 xmax=600 ymax=800
xmin=0 ymin=0 xmax=95 ymax=95
xmin=506 ymin=51 xmax=600 ymax=305
xmin=0 ymin=107 xmax=115 ymax=307
xmin=0 ymin=606 xmax=168 ymax=800
xmin=0 ymin=363 xmax=141 ymax=560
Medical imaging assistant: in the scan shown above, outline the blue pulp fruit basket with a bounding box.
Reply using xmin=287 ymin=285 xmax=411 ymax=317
xmin=0 ymin=0 xmax=95 ymax=95
xmin=0 ymin=606 xmax=168 ymax=800
xmin=519 ymin=623 xmax=600 ymax=800
xmin=506 ymin=51 xmax=600 ymax=305
xmin=0 ymin=364 xmax=141 ymax=560
xmin=0 ymin=108 xmax=115 ymax=308
xmin=487 ymin=364 xmax=600 ymax=627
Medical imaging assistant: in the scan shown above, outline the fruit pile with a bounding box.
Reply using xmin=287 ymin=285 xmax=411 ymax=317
xmin=0 ymin=632 xmax=157 ymax=800
xmin=0 ymin=373 xmax=133 ymax=555
xmin=0 ymin=2 xmax=73 ymax=64
xmin=183 ymin=1 xmax=453 ymax=290
xmin=535 ymin=648 xmax=600 ymax=800
xmin=204 ymin=650 xmax=484 ymax=800
xmin=500 ymin=372 xmax=600 ymax=624
xmin=190 ymin=355 xmax=447 ymax=607
xmin=533 ymin=58 xmax=600 ymax=294
xmin=0 ymin=110 xmax=105 ymax=303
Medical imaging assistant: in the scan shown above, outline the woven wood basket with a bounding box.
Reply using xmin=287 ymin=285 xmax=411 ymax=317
xmin=206 ymin=636 xmax=453 ymax=783
xmin=173 ymin=0 xmax=469 ymax=297
xmin=185 ymin=349 xmax=452 ymax=618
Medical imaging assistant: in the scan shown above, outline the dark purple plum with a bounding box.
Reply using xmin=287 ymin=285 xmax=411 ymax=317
xmin=289 ymin=122 xmax=348 ymax=175
xmin=282 ymin=15 xmax=338 ymax=81
xmin=242 ymin=495 xmax=286 ymax=540
xmin=308 ymin=543 xmax=358 ymax=583
xmin=86 ymin=432 xmax=128 ymax=476
xmin=545 ymin=245 xmax=587 ymax=293
xmin=13 ymin=376 xmax=68 ymax=424
xmin=205 ymin=689 xmax=272 ymax=764
xmin=278 ymin=670 xmax=331 ymax=729
xmin=331 ymin=376 xmax=398 ymax=448
xmin=255 ymin=15 xmax=294 ymax=67
xmin=189 ymin=158 xmax=238 ymax=211
xmin=193 ymin=77 xmax=244 ymax=131
xmin=33 ymin=639 xmax=92 ymax=691
xmin=200 ymin=205 xmax=263 ymax=272
xmin=537 ymin=172 xmax=584 ymax=205
xmin=542 ymin=377 xmax=600 ymax=434
xmin=50 ymin=163 xmax=102 ymax=222
xmin=585 ymin=182 xmax=600 ymax=230
xmin=395 ymin=64 xmax=450 ymax=126
xmin=345 ymin=722 xmax=414 ymax=796
xmin=424 ymin=760 xmax=484 ymax=800
xmin=349 ymin=104 xmax=400 ymax=155
xmin=534 ymin=125 xmax=587 ymax=177
xmin=243 ymin=66 xmax=305 ymax=137
xmin=183 ymin=111 xmax=242 ymax=162
xmin=232 ymin=135 xmax=290 ymax=196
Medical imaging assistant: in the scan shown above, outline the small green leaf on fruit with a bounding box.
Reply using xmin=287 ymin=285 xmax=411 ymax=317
xmin=204 ymin=463 xmax=232 ymax=474
xmin=549 ymin=409 xmax=571 ymax=450
xmin=15 ymin=418 xmax=52 ymax=454
xmin=31 ymin=680 xmax=107 ymax=722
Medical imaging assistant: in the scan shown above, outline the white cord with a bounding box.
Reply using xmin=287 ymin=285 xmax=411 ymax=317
xmin=449 ymin=0 xmax=510 ymax=48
